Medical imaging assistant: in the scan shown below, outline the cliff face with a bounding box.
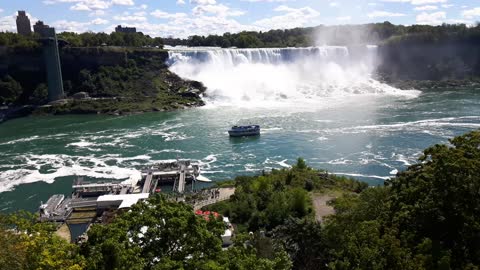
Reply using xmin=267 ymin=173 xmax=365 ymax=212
xmin=0 ymin=47 xmax=206 ymax=120
xmin=0 ymin=47 xmax=169 ymax=81
xmin=376 ymin=42 xmax=480 ymax=81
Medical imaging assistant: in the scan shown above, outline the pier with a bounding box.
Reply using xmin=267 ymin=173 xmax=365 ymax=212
xmin=38 ymin=159 xmax=232 ymax=243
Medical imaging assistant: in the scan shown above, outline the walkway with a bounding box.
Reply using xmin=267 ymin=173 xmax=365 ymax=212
xmin=193 ymin=187 xmax=235 ymax=210
xmin=312 ymin=194 xmax=335 ymax=222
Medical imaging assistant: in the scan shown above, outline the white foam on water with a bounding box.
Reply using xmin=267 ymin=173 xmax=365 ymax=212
xmin=392 ymin=153 xmax=414 ymax=167
xmin=326 ymin=158 xmax=353 ymax=165
xmin=324 ymin=116 xmax=480 ymax=135
xmin=0 ymin=153 xmax=150 ymax=193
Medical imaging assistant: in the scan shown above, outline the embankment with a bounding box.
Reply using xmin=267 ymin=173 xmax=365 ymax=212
xmin=0 ymin=46 xmax=206 ymax=121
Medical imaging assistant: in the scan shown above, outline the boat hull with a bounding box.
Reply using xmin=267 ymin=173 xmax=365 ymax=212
xmin=228 ymin=125 xmax=260 ymax=137
xmin=228 ymin=130 xmax=260 ymax=137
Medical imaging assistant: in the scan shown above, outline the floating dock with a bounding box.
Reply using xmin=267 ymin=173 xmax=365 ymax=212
xmin=39 ymin=160 xmax=208 ymax=223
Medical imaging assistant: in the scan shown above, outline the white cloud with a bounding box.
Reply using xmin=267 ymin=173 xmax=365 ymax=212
xmin=190 ymin=0 xmax=216 ymax=5
xmin=192 ymin=4 xmax=245 ymax=17
xmin=336 ymin=16 xmax=351 ymax=21
xmin=113 ymin=14 xmax=147 ymax=21
xmin=91 ymin=18 xmax=109 ymax=24
xmin=111 ymin=0 xmax=134 ymax=6
xmin=89 ymin=10 xmax=106 ymax=16
xmin=441 ymin=4 xmax=453 ymax=8
xmin=411 ymin=0 xmax=446 ymax=5
xmin=112 ymin=11 xmax=147 ymax=22
xmin=0 ymin=14 xmax=16 ymax=32
xmin=380 ymin=0 xmax=446 ymax=4
xmin=367 ymin=10 xmax=406 ymax=18
xmin=69 ymin=0 xmax=111 ymax=11
xmin=416 ymin=11 xmax=446 ymax=24
xmin=330 ymin=2 xmax=340 ymax=7
xmin=253 ymin=5 xmax=319 ymax=29
xmin=177 ymin=0 xmax=186 ymax=4
xmin=150 ymin=9 xmax=188 ymax=19
xmin=71 ymin=3 xmax=91 ymax=10
xmin=242 ymin=0 xmax=290 ymax=2
xmin=462 ymin=7 xmax=480 ymax=19
xmin=0 ymin=9 xmax=4 ymax=13
xmin=414 ymin=5 xmax=437 ymax=11
xmin=128 ymin=15 xmax=258 ymax=38
xmin=52 ymin=20 xmax=91 ymax=32
xmin=0 ymin=11 xmax=40 ymax=32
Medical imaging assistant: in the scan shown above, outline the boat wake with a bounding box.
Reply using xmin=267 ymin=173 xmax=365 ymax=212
xmin=167 ymin=46 xmax=421 ymax=108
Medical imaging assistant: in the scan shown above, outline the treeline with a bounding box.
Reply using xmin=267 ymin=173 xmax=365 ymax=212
xmin=2 ymin=22 xmax=480 ymax=49
xmin=0 ymin=32 xmax=40 ymax=48
xmin=0 ymin=31 xmax=164 ymax=48
xmin=163 ymin=22 xmax=480 ymax=48
xmin=58 ymin=32 xmax=164 ymax=48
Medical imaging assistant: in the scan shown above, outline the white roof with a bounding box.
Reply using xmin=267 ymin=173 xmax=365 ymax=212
xmin=97 ymin=193 xmax=150 ymax=209
xmin=222 ymin=229 xmax=233 ymax=237
xmin=196 ymin=175 xmax=212 ymax=182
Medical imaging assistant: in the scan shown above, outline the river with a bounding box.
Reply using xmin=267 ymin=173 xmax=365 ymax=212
xmin=0 ymin=46 xmax=479 ymax=212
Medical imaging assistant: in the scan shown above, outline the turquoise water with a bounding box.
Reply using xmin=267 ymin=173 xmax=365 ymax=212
xmin=0 ymin=88 xmax=479 ymax=212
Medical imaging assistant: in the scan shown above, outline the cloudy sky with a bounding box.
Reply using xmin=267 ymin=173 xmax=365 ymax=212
xmin=0 ymin=0 xmax=478 ymax=37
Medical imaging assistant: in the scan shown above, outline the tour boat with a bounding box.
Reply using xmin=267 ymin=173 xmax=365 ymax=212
xmin=228 ymin=125 xmax=260 ymax=137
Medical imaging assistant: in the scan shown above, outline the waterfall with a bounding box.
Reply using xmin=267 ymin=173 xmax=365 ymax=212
xmin=166 ymin=46 xmax=419 ymax=108
xmin=167 ymin=46 xmax=353 ymax=66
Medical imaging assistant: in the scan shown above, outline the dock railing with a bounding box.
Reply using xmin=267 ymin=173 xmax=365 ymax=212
xmin=193 ymin=195 xmax=231 ymax=211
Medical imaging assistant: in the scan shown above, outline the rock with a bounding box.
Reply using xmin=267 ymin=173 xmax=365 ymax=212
xmin=72 ymin=92 xmax=90 ymax=100
xmin=48 ymin=99 xmax=69 ymax=106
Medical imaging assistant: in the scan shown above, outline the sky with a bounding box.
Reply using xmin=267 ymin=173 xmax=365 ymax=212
xmin=0 ymin=0 xmax=479 ymax=38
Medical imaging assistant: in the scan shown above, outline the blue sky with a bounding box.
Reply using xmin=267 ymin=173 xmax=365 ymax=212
xmin=0 ymin=0 xmax=478 ymax=37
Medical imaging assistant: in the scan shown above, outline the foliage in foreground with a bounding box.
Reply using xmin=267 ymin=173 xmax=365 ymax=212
xmin=0 ymin=196 xmax=291 ymax=270
xmin=0 ymin=212 xmax=85 ymax=270
xmin=1 ymin=130 xmax=479 ymax=269
xmin=206 ymin=159 xmax=367 ymax=232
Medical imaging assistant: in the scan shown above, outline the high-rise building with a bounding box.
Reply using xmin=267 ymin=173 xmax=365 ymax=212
xmin=16 ymin=11 xmax=32 ymax=36
xmin=115 ymin=25 xmax=136 ymax=33
xmin=33 ymin=21 xmax=50 ymax=35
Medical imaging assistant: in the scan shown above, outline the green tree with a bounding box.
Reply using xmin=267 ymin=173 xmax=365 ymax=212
xmin=273 ymin=218 xmax=325 ymax=270
xmin=0 ymin=75 xmax=22 ymax=104
xmin=0 ymin=211 xmax=85 ymax=270
xmin=386 ymin=130 xmax=480 ymax=269
xmin=82 ymin=195 xmax=287 ymax=270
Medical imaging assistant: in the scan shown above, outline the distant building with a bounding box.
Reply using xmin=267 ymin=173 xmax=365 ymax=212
xmin=33 ymin=21 xmax=50 ymax=35
xmin=16 ymin=11 xmax=32 ymax=36
xmin=115 ymin=25 xmax=136 ymax=33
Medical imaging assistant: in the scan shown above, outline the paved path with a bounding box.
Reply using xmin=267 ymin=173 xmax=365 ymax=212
xmin=193 ymin=187 xmax=235 ymax=210
xmin=55 ymin=223 xmax=71 ymax=243
xmin=312 ymin=194 xmax=335 ymax=222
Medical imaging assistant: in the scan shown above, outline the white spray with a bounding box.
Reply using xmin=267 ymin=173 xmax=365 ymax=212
xmin=167 ymin=45 xmax=420 ymax=108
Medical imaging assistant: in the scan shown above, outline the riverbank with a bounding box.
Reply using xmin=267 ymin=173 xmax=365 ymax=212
xmin=378 ymin=77 xmax=480 ymax=91
xmin=0 ymin=47 xmax=207 ymax=123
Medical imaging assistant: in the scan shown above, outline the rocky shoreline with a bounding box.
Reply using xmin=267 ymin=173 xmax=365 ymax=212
xmin=0 ymin=47 xmax=208 ymax=124
xmin=384 ymin=78 xmax=480 ymax=91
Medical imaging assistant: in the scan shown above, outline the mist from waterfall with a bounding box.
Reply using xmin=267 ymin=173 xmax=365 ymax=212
xmin=166 ymin=46 xmax=420 ymax=108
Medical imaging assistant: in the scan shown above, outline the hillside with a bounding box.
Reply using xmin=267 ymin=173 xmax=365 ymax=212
xmin=0 ymin=46 xmax=206 ymax=122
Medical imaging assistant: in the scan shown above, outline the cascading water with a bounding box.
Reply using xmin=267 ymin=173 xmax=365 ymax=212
xmin=167 ymin=46 xmax=420 ymax=108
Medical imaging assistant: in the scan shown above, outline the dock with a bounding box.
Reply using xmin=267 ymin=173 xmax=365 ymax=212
xmin=38 ymin=159 xmax=220 ymax=243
